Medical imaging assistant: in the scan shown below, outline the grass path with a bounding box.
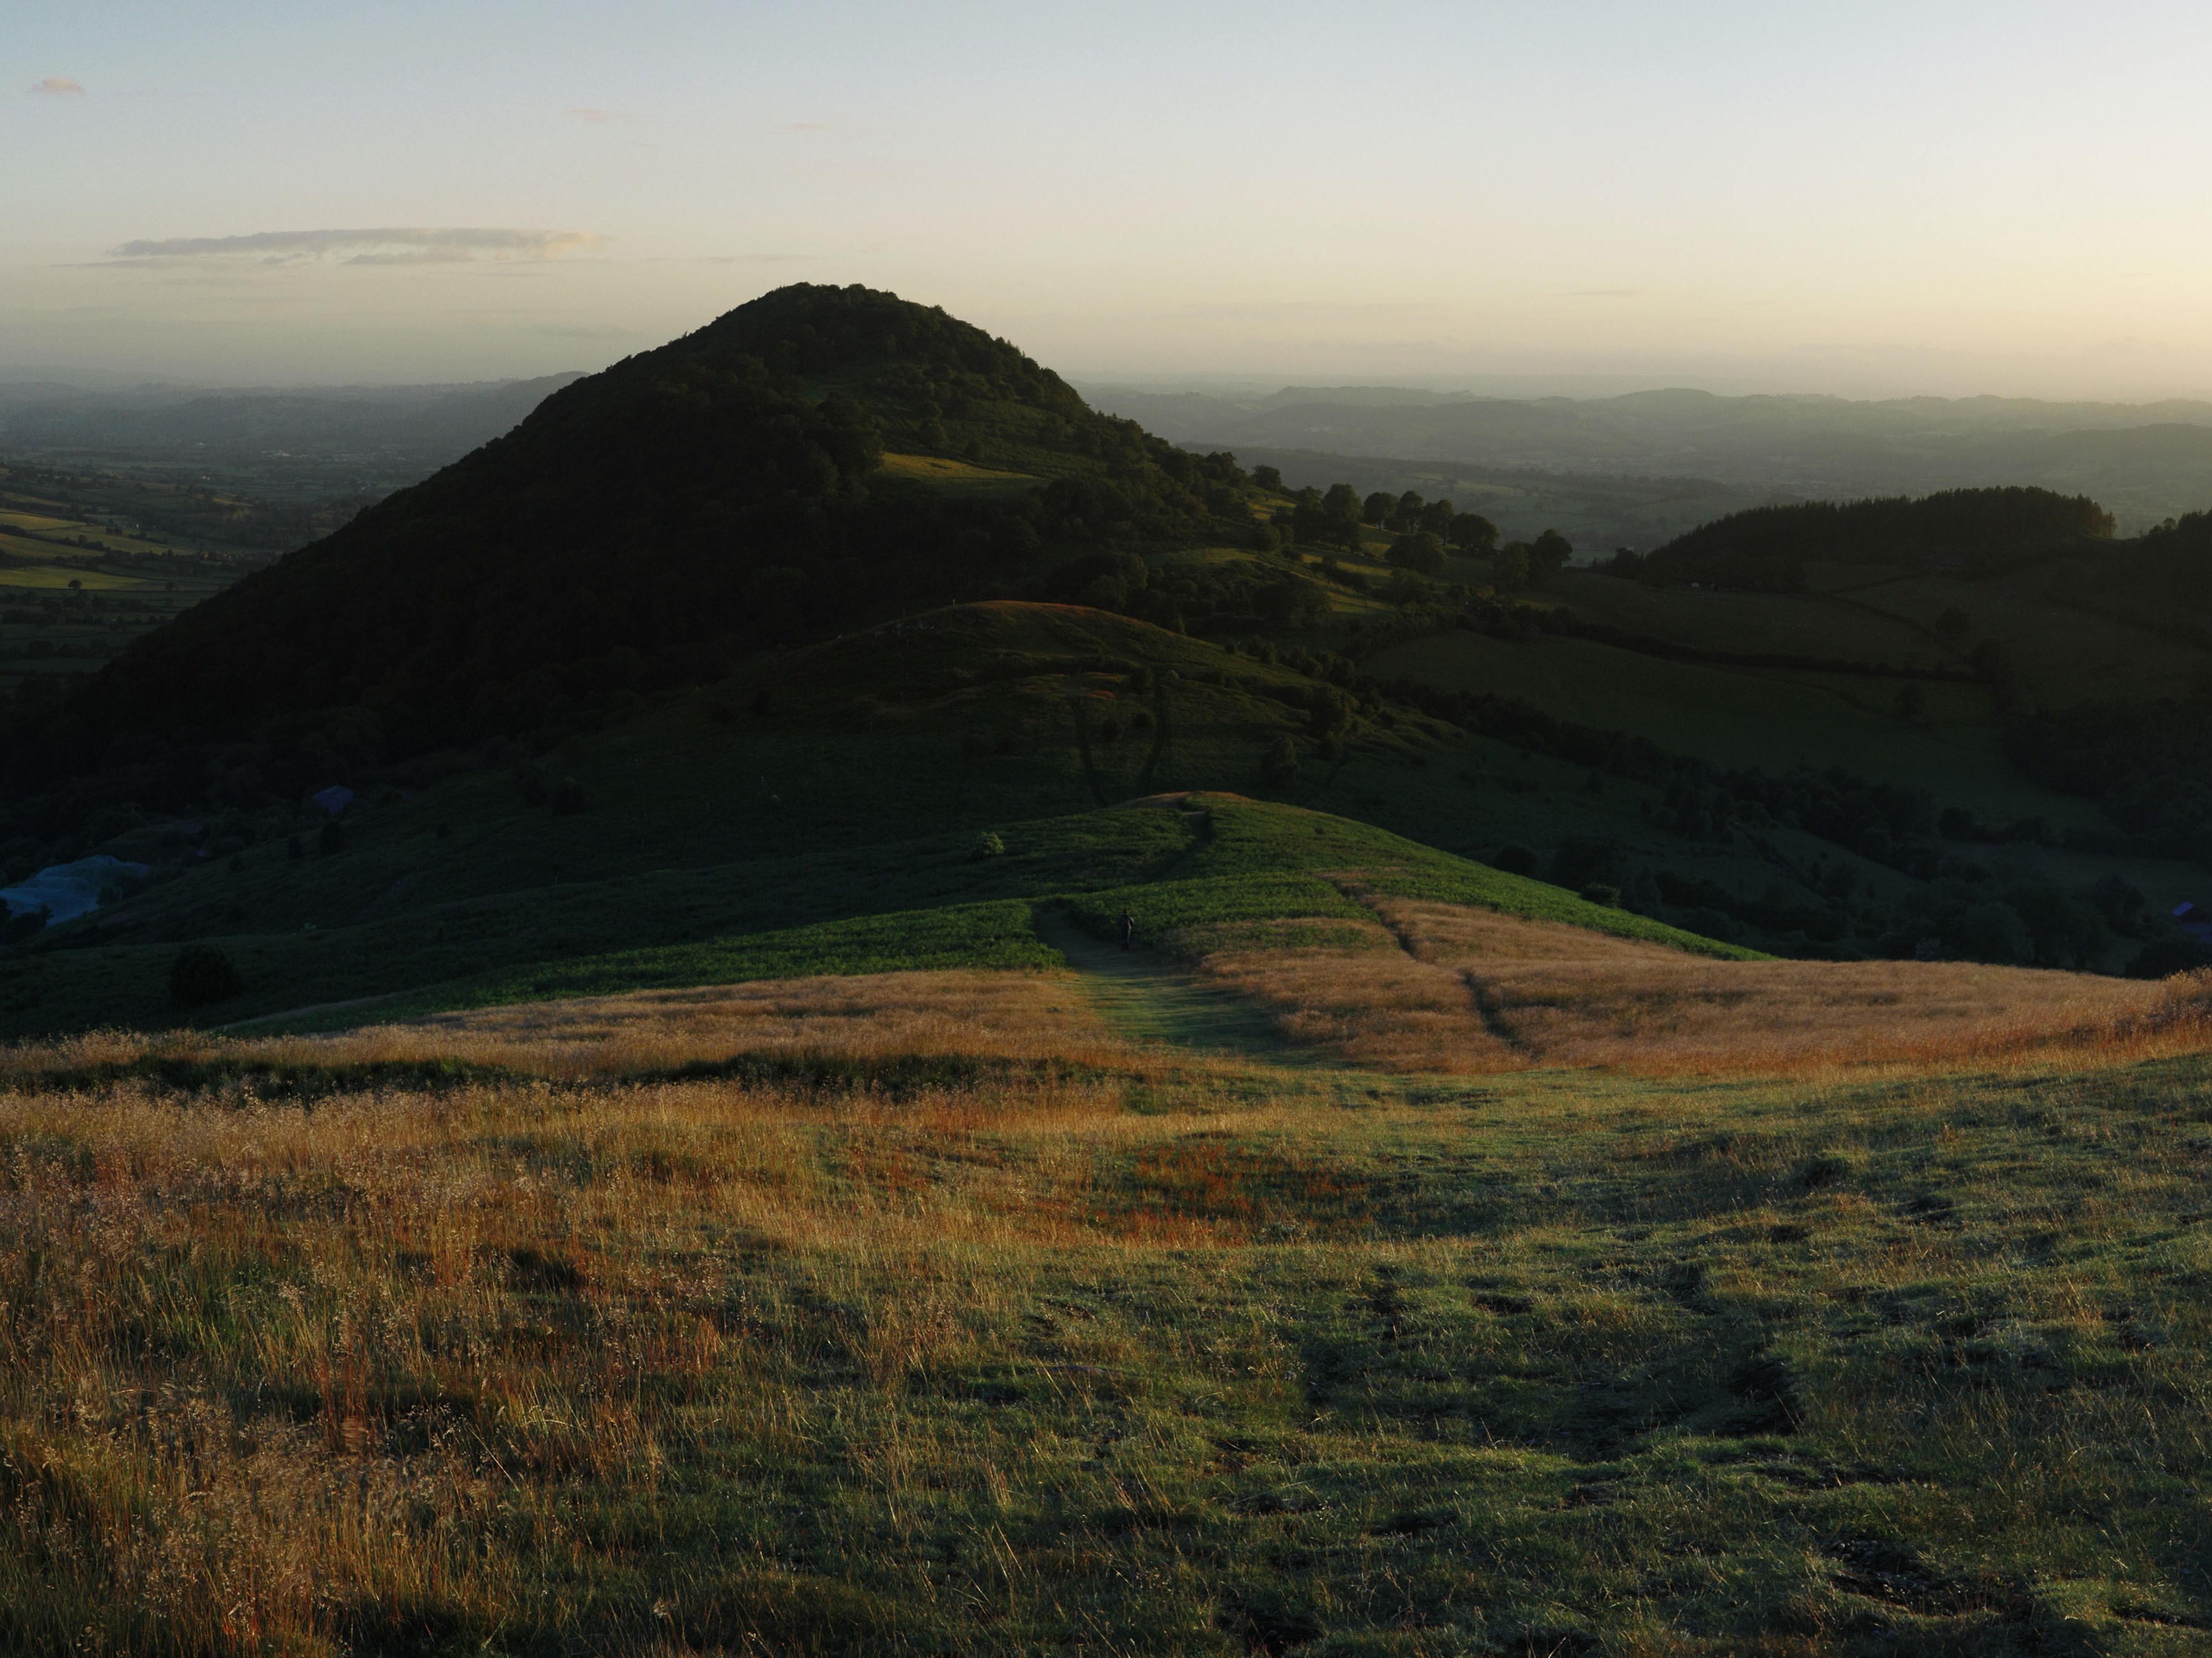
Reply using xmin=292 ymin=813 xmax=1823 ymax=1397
xmin=1033 ymin=905 xmax=1300 ymax=1061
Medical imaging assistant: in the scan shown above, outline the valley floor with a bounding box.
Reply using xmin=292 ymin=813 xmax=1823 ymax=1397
xmin=2 ymin=957 xmax=2208 ymax=1655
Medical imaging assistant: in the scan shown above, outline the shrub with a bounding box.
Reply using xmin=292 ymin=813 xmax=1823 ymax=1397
xmin=1580 ymin=883 xmax=1622 ymax=908
xmin=1387 ymin=531 xmax=1446 ymax=575
xmin=969 ymin=831 xmax=1006 ymax=861
xmin=169 ymin=943 xmax=244 ymax=1006
xmin=2126 ymin=940 xmax=2212 ymax=979
xmin=1261 ymin=735 xmax=1300 ymax=787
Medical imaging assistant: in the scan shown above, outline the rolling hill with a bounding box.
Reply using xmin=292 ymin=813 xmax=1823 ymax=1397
xmin=8 ymin=284 xmax=1256 ymax=775
xmin=7 ymin=290 xmax=2212 ymax=1650
xmin=1085 ymin=379 xmax=2212 ymax=529
xmin=6 ymin=285 xmax=2212 ymax=1041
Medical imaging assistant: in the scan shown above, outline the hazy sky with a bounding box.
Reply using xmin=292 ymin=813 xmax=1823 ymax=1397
xmin=13 ymin=0 xmax=2212 ymax=397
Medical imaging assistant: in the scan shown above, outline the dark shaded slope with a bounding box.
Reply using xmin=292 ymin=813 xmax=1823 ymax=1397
xmin=9 ymin=285 xmax=1248 ymax=778
xmin=1612 ymin=487 xmax=2114 ymax=590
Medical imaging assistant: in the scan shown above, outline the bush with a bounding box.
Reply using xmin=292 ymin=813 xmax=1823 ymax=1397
xmin=169 ymin=943 xmax=244 ymax=1007
xmin=969 ymin=831 xmax=1006 ymax=861
xmin=1261 ymin=735 xmax=1300 ymax=787
xmin=1491 ymin=844 xmax=1540 ymax=876
xmin=1387 ymin=531 xmax=1446 ymax=576
xmin=2125 ymin=940 xmax=2212 ymax=979
xmin=1580 ymin=883 xmax=1622 ymax=908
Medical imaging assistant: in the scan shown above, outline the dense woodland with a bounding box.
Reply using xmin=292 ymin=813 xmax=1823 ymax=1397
xmin=1604 ymin=487 xmax=2115 ymax=590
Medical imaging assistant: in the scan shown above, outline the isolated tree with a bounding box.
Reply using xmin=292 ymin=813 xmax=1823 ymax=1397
xmin=1894 ymin=681 xmax=1925 ymax=720
xmin=1448 ymin=512 xmax=1499 ymax=554
xmin=1493 ymin=542 xmax=1532 ymax=594
xmin=1320 ymin=483 xmax=1364 ymax=547
xmin=1361 ymin=491 xmax=1395 ymax=527
xmin=1261 ymin=734 xmax=1301 ymax=786
xmin=1251 ymin=464 xmax=1283 ymax=491
xmin=1419 ymin=498 xmax=1456 ymax=537
xmin=1391 ymin=490 xmax=1426 ymax=532
xmin=1935 ymin=607 xmax=1971 ymax=646
xmin=1530 ymin=528 xmax=1574 ymax=587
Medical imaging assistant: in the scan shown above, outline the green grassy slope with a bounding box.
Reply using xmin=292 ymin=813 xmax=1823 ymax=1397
xmin=0 ymin=792 xmax=1756 ymax=1037
xmin=1367 ymin=629 xmax=2060 ymax=821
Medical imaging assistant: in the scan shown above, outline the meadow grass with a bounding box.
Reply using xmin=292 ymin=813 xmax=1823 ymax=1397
xmin=1187 ymin=893 xmax=2212 ymax=1078
xmin=1364 ymin=630 xmax=2068 ymax=824
xmin=8 ymin=792 xmax=1764 ymax=1040
xmin=1 ymin=978 xmax=2208 ymax=1655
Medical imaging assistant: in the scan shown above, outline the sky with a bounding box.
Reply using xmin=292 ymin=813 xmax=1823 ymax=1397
xmin=11 ymin=0 xmax=2212 ymax=398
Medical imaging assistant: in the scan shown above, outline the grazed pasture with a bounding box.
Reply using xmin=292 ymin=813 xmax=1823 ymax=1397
xmin=2 ymin=955 xmax=2208 ymax=1654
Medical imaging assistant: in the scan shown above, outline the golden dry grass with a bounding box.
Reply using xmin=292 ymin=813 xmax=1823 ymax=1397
xmin=3 ymin=970 xmax=2209 ymax=1650
xmin=0 ymin=1049 xmax=1337 ymax=1648
xmin=387 ymin=968 xmax=1128 ymax=1076
xmin=0 ymin=968 xmax=1132 ymax=1093
xmin=1191 ymin=895 xmax=2212 ymax=1077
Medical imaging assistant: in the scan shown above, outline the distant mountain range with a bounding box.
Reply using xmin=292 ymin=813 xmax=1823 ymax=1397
xmin=1080 ymin=383 xmax=2212 ymax=531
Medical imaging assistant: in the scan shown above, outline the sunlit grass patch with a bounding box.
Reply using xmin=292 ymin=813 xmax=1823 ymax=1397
xmin=0 ymin=1017 xmax=2207 ymax=1651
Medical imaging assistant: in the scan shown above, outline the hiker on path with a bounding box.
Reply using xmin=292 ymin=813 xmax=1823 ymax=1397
xmin=1119 ymin=910 xmax=1135 ymax=951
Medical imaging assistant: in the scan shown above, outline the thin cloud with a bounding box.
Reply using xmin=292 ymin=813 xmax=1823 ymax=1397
xmin=1173 ymin=300 xmax=1435 ymax=319
xmin=568 ymin=107 xmax=617 ymax=123
xmin=105 ymin=228 xmax=610 ymax=266
xmin=31 ymin=76 xmax=85 ymax=95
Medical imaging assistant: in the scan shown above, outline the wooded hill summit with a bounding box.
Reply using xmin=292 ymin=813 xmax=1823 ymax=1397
xmin=10 ymin=284 xmax=1266 ymax=776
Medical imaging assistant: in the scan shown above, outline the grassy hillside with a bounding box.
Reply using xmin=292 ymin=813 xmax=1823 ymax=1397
xmin=8 ymin=293 xmax=2212 ymax=1038
xmin=3 ymin=975 xmax=2208 ymax=1652
xmin=11 ymin=574 xmax=2206 ymax=1039
xmin=0 ymin=781 xmax=1755 ymax=1039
